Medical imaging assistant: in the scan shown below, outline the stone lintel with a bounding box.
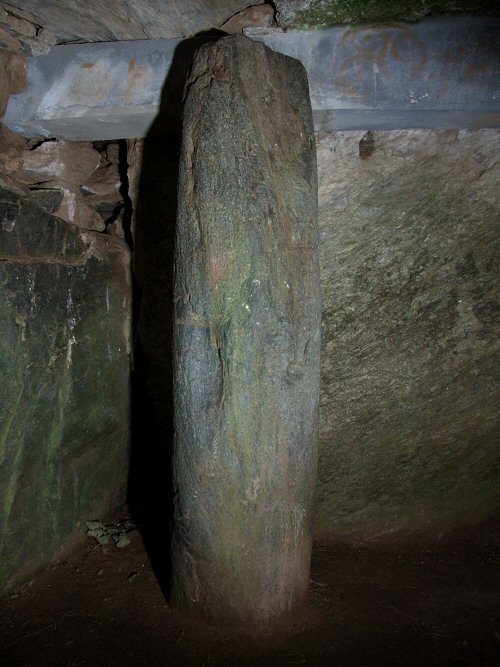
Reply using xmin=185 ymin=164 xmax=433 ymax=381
xmin=4 ymin=16 xmax=500 ymax=140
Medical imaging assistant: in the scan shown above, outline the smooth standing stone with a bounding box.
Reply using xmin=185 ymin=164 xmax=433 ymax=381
xmin=172 ymin=35 xmax=320 ymax=625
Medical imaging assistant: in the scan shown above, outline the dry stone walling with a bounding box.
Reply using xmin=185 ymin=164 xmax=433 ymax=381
xmin=172 ymin=35 xmax=321 ymax=625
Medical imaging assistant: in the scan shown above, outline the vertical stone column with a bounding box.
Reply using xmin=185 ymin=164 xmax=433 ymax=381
xmin=172 ymin=34 xmax=320 ymax=625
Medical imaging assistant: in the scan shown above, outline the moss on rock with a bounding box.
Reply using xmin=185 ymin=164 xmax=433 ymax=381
xmin=275 ymin=0 xmax=499 ymax=29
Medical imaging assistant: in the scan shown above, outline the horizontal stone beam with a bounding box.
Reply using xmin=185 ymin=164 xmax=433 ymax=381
xmin=4 ymin=16 xmax=500 ymax=140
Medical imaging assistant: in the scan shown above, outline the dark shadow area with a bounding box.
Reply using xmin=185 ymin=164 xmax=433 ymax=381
xmin=126 ymin=31 xmax=225 ymax=600
xmin=2 ymin=514 xmax=500 ymax=666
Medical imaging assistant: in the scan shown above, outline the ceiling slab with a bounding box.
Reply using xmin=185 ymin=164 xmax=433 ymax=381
xmin=4 ymin=17 xmax=500 ymax=140
xmin=1 ymin=1 xmax=250 ymax=41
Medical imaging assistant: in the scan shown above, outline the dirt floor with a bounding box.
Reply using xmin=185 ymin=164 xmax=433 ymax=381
xmin=1 ymin=514 xmax=499 ymax=667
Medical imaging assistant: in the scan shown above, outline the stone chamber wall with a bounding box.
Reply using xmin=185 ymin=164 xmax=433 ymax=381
xmin=315 ymin=129 xmax=499 ymax=538
xmin=1 ymin=25 xmax=499 ymax=589
xmin=120 ymin=126 xmax=500 ymax=544
xmin=132 ymin=127 xmax=500 ymax=544
xmin=1 ymin=27 xmax=134 ymax=592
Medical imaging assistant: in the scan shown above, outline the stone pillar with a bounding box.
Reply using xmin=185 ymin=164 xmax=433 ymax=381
xmin=172 ymin=35 xmax=320 ymax=625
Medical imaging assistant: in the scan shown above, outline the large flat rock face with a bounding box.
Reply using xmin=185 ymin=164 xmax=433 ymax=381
xmin=172 ymin=35 xmax=320 ymax=624
xmin=316 ymin=129 xmax=500 ymax=537
xmin=6 ymin=1 xmax=250 ymax=42
xmin=0 ymin=199 xmax=131 ymax=591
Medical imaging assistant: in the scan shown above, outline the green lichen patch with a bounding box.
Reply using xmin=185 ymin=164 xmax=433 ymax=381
xmin=277 ymin=0 xmax=499 ymax=29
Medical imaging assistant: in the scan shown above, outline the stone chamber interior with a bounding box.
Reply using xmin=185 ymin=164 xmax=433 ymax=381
xmin=0 ymin=2 xmax=499 ymax=665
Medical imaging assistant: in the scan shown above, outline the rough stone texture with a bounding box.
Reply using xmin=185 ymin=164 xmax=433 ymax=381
xmin=1 ymin=130 xmax=128 ymax=236
xmin=220 ymin=3 xmax=275 ymax=33
xmin=0 ymin=53 xmax=9 ymax=117
xmin=0 ymin=171 xmax=29 ymax=198
xmin=172 ymin=35 xmax=320 ymax=625
xmin=0 ymin=24 xmax=22 ymax=53
xmin=315 ymin=129 xmax=500 ymax=538
xmin=7 ymin=17 xmax=499 ymax=141
xmin=0 ymin=197 xmax=131 ymax=593
xmin=0 ymin=24 xmax=26 ymax=100
xmin=2 ymin=1 xmax=250 ymax=42
xmin=0 ymin=4 xmax=55 ymax=55
xmin=0 ymin=136 xmax=118 ymax=231
xmin=0 ymin=125 xmax=25 ymax=174
xmin=4 ymin=52 xmax=26 ymax=93
xmin=0 ymin=19 xmax=27 ymax=110
xmin=17 ymin=140 xmax=100 ymax=187
xmin=80 ymin=163 xmax=122 ymax=212
xmin=29 ymin=184 xmax=105 ymax=231
xmin=275 ymin=0 xmax=500 ymax=28
xmin=125 ymin=138 xmax=143 ymax=239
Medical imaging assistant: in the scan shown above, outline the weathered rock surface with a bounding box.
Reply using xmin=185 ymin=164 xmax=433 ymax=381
xmin=3 ymin=52 xmax=26 ymax=94
xmin=0 ymin=4 xmax=55 ymax=55
xmin=172 ymin=35 xmax=320 ymax=624
xmin=3 ymin=1 xmax=250 ymax=42
xmin=275 ymin=0 xmax=499 ymax=28
xmin=17 ymin=140 xmax=100 ymax=186
xmin=1 ymin=129 xmax=128 ymax=233
xmin=220 ymin=3 xmax=274 ymax=33
xmin=0 ymin=125 xmax=26 ymax=179
xmin=0 ymin=53 xmax=9 ymax=117
xmin=0 ymin=26 xmax=27 ymax=98
xmin=0 ymin=198 xmax=131 ymax=593
xmin=125 ymin=138 xmax=143 ymax=239
xmin=315 ymin=129 xmax=500 ymax=537
xmin=129 ymin=129 xmax=177 ymax=505
xmin=30 ymin=184 xmax=105 ymax=231
xmin=80 ymin=162 xmax=122 ymax=212
xmin=27 ymin=185 xmax=64 ymax=212
xmin=0 ymin=171 xmax=29 ymax=198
